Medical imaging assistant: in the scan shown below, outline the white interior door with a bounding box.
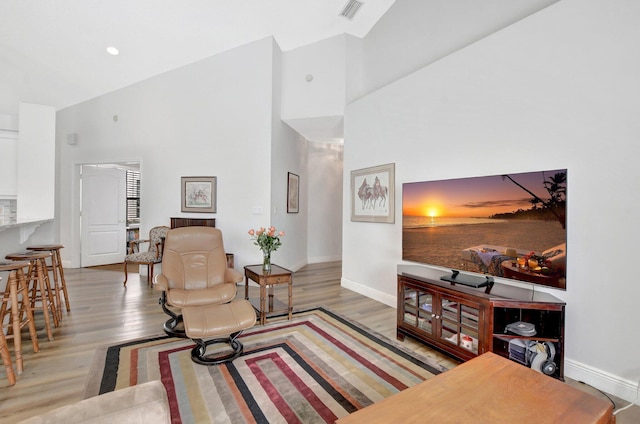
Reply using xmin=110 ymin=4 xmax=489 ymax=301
xmin=81 ymin=165 xmax=126 ymax=266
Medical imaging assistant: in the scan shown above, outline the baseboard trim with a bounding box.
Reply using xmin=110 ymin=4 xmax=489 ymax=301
xmin=308 ymin=255 xmax=342 ymax=264
xmin=284 ymin=259 xmax=307 ymax=273
xmin=565 ymin=358 xmax=640 ymax=404
xmin=340 ymin=277 xmax=396 ymax=308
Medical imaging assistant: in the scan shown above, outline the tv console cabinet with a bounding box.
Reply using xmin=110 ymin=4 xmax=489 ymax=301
xmin=397 ymin=265 xmax=566 ymax=379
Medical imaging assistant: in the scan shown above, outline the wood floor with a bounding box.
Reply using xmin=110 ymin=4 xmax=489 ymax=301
xmin=1 ymin=261 xmax=637 ymax=423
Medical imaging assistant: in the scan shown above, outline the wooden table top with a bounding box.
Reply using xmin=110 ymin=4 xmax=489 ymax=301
xmin=337 ymin=352 xmax=614 ymax=424
xmin=244 ymin=264 xmax=292 ymax=279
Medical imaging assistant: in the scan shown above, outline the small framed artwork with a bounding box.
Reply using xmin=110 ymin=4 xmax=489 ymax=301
xmin=287 ymin=172 xmax=300 ymax=213
xmin=351 ymin=163 xmax=395 ymax=223
xmin=181 ymin=176 xmax=217 ymax=213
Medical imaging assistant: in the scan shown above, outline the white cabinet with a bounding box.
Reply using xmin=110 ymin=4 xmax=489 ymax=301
xmin=0 ymin=130 xmax=18 ymax=197
xmin=17 ymin=103 xmax=55 ymax=223
xmin=0 ymin=103 xmax=55 ymax=225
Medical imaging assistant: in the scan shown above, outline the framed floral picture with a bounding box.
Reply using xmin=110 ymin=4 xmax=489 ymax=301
xmin=351 ymin=163 xmax=395 ymax=223
xmin=287 ymin=172 xmax=299 ymax=213
xmin=181 ymin=176 xmax=216 ymax=213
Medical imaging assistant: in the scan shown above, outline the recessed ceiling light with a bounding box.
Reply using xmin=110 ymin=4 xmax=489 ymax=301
xmin=106 ymin=46 xmax=120 ymax=56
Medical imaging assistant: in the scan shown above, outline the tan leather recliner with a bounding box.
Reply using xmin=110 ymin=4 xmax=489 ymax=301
xmin=154 ymin=227 xmax=256 ymax=364
xmin=154 ymin=227 xmax=243 ymax=337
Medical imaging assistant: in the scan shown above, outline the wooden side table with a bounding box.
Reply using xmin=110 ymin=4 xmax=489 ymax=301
xmin=244 ymin=264 xmax=293 ymax=325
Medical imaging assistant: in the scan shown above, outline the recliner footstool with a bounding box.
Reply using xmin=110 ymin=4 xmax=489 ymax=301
xmin=183 ymin=299 xmax=256 ymax=365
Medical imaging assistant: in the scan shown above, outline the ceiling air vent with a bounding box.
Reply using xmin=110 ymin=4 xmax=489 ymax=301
xmin=340 ymin=0 xmax=363 ymax=20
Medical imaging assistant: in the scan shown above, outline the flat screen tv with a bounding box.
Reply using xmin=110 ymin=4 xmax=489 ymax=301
xmin=402 ymin=169 xmax=567 ymax=290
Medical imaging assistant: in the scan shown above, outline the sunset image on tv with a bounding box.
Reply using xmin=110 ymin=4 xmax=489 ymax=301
xmin=402 ymin=169 xmax=567 ymax=289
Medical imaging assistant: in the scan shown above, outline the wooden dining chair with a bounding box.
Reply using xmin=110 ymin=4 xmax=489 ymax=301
xmin=123 ymin=226 xmax=170 ymax=286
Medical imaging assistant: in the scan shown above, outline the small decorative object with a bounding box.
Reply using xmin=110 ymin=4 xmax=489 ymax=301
xmin=181 ymin=176 xmax=217 ymax=213
xmin=248 ymin=226 xmax=285 ymax=272
xmin=505 ymin=321 xmax=537 ymax=337
xmin=504 ymin=248 xmax=517 ymax=258
xmin=461 ymin=335 xmax=473 ymax=350
xmin=287 ymin=172 xmax=299 ymax=213
xmin=520 ymin=251 xmax=558 ymax=275
xmin=351 ymin=163 xmax=395 ymax=223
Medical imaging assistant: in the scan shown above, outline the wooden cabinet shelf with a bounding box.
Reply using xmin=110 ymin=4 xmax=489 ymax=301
xmin=397 ymin=265 xmax=566 ymax=379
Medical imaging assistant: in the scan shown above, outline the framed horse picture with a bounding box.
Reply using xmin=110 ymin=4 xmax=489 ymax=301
xmin=350 ymin=163 xmax=395 ymax=223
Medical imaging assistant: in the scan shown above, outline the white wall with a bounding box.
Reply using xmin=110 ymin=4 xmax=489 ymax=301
xmin=307 ymin=142 xmax=343 ymax=263
xmin=344 ymin=0 xmax=640 ymax=402
xmin=281 ymin=35 xmax=346 ymax=121
xmin=362 ymin=0 xmax=559 ymax=97
xmin=280 ymin=35 xmax=348 ymax=145
xmin=0 ymin=114 xmax=18 ymax=130
xmin=279 ymin=36 xmax=346 ymax=264
xmin=56 ymin=38 xmax=278 ymax=270
xmin=52 ymin=35 xmax=343 ymax=273
xmin=270 ymin=39 xmax=309 ymax=271
xmin=345 ymin=35 xmax=364 ymax=105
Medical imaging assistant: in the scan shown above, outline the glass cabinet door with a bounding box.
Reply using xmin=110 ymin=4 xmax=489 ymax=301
xmin=439 ymin=295 xmax=480 ymax=355
xmin=402 ymin=285 xmax=435 ymax=336
xmin=416 ymin=291 xmax=434 ymax=335
xmin=402 ymin=286 xmax=419 ymax=327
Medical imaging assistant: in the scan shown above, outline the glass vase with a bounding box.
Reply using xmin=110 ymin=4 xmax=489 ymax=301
xmin=262 ymin=251 xmax=271 ymax=272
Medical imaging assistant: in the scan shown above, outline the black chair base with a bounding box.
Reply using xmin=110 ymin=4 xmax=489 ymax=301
xmin=190 ymin=331 xmax=243 ymax=365
xmin=160 ymin=292 xmax=187 ymax=337
xmin=163 ymin=317 xmax=187 ymax=338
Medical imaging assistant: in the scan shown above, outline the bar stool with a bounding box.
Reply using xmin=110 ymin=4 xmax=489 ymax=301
xmin=27 ymin=244 xmax=70 ymax=313
xmin=0 ymin=261 xmax=40 ymax=374
xmin=5 ymin=251 xmax=57 ymax=340
xmin=0 ymin=279 xmax=16 ymax=386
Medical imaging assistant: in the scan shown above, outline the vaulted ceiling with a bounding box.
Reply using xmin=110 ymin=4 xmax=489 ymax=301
xmin=0 ymin=0 xmax=395 ymax=116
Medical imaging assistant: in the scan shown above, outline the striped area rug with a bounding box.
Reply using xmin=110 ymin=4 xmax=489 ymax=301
xmin=85 ymin=308 xmax=450 ymax=423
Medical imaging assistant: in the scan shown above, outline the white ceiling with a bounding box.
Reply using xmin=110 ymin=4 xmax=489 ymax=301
xmin=0 ymin=0 xmax=395 ymax=116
